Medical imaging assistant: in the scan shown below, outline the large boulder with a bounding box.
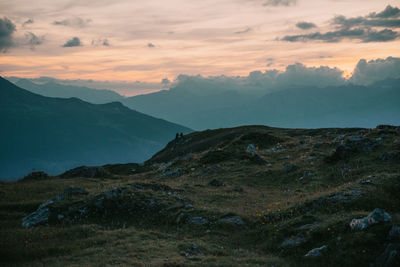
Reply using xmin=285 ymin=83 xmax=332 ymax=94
xmin=22 ymin=187 xmax=88 ymax=227
xmin=349 ymin=208 xmax=392 ymax=230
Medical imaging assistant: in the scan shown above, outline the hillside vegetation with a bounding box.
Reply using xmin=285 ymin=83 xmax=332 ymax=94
xmin=1 ymin=125 xmax=400 ymax=266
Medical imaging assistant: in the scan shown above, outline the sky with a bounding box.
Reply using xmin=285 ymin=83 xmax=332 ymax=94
xmin=1 ymin=0 xmax=400 ymax=89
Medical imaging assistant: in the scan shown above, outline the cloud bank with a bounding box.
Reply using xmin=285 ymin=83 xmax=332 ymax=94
xmin=0 ymin=17 xmax=16 ymax=52
xmin=282 ymin=5 xmax=400 ymax=43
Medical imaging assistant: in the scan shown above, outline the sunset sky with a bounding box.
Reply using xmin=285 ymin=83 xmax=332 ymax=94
xmin=1 ymin=0 xmax=400 ymax=84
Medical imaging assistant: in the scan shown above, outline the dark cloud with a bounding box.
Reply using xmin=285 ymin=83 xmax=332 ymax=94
xmin=62 ymin=37 xmax=82 ymax=47
xmin=281 ymin=5 xmax=400 ymax=43
xmin=282 ymin=28 xmax=398 ymax=43
xmin=147 ymin=43 xmax=155 ymax=48
xmin=22 ymin=19 xmax=34 ymax=27
xmin=0 ymin=17 xmax=16 ymax=52
xmin=53 ymin=17 xmax=91 ymax=28
xmin=369 ymin=5 xmax=400 ymax=19
xmin=25 ymin=32 xmax=44 ymax=50
xmin=332 ymin=15 xmax=400 ymax=28
xmin=263 ymin=0 xmax=296 ymax=6
xmin=234 ymin=27 xmax=252 ymax=34
xmin=296 ymin=22 xmax=317 ymax=30
xmin=350 ymin=57 xmax=400 ymax=85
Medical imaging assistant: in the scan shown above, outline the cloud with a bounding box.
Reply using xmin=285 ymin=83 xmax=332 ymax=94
xmin=234 ymin=27 xmax=252 ymax=34
xmin=171 ymin=62 xmax=346 ymax=96
xmin=62 ymin=37 xmax=82 ymax=47
xmin=263 ymin=0 xmax=296 ymax=7
xmin=282 ymin=28 xmax=398 ymax=43
xmin=53 ymin=17 xmax=91 ymax=28
xmin=22 ymin=18 xmax=34 ymax=27
xmin=369 ymin=5 xmax=400 ymax=19
xmin=296 ymin=22 xmax=316 ymax=30
xmin=332 ymin=15 xmax=400 ymax=29
xmin=147 ymin=43 xmax=155 ymax=48
xmin=25 ymin=32 xmax=44 ymax=50
xmin=0 ymin=17 xmax=16 ymax=52
xmin=350 ymin=57 xmax=400 ymax=85
xmin=281 ymin=5 xmax=400 ymax=43
xmin=91 ymin=38 xmax=110 ymax=46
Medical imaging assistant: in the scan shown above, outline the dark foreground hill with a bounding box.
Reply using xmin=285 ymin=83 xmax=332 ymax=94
xmin=1 ymin=125 xmax=399 ymax=266
xmin=0 ymin=77 xmax=191 ymax=179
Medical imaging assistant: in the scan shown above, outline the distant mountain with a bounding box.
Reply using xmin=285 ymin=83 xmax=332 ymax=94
xmin=122 ymin=79 xmax=400 ymax=130
xmin=14 ymin=78 xmax=124 ymax=104
xmin=0 ymin=77 xmax=191 ymax=180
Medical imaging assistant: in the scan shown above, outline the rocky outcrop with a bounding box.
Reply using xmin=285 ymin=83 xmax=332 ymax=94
xmin=60 ymin=166 xmax=110 ymax=178
xmin=21 ymin=184 xmax=191 ymax=228
xmin=349 ymin=208 xmax=392 ymax=230
xmin=304 ymin=245 xmax=327 ymax=257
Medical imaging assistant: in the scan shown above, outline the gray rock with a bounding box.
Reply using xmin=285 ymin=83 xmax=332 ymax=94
xmin=161 ymin=168 xmax=182 ymax=178
xmin=246 ymin=144 xmax=258 ymax=155
xmin=22 ymin=207 xmax=51 ymax=228
xmin=304 ymin=245 xmax=327 ymax=257
xmin=22 ymin=187 xmax=88 ymax=227
xmin=217 ymin=216 xmax=245 ymax=226
xmin=187 ymin=216 xmax=207 ymax=225
xmin=280 ymin=235 xmax=306 ymax=248
xmin=350 ymin=208 xmax=392 ymax=230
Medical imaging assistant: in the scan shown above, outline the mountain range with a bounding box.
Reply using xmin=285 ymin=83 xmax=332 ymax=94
xmin=0 ymin=77 xmax=190 ymax=180
xmin=121 ymin=78 xmax=400 ymax=130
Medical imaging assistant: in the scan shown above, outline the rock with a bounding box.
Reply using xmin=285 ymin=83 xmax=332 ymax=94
xmin=373 ymin=243 xmax=400 ymax=267
xmin=388 ymin=226 xmax=400 ymax=241
xmin=22 ymin=207 xmax=51 ymax=228
xmin=360 ymin=179 xmax=373 ymax=185
xmin=60 ymin=166 xmax=110 ymax=178
xmin=21 ymin=171 xmax=49 ymax=181
xmin=304 ymin=245 xmax=327 ymax=257
xmin=284 ymin=164 xmax=297 ymax=172
xmin=208 ymin=179 xmax=225 ymax=187
xmin=280 ymin=235 xmax=306 ymax=248
xmin=325 ymin=137 xmax=379 ymax=163
xmin=303 ymin=170 xmax=314 ymax=178
xmin=22 ymin=184 xmax=189 ymax=228
xmin=246 ymin=144 xmax=259 ymax=155
xmin=161 ymin=168 xmax=182 ymax=178
xmin=187 ymin=216 xmax=207 ymax=225
xmin=21 ymin=187 xmax=88 ymax=227
xmin=217 ymin=216 xmax=245 ymax=226
xmin=349 ymin=208 xmax=392 ymax=230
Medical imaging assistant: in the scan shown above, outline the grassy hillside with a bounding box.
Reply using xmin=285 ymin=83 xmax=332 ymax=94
xmin=1 ymin=125 xmax=399 ymax=266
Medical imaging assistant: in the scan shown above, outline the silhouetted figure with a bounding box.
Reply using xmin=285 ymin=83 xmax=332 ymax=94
xmin=179 ymin=132 xmax=183 ymax=138
xmin=175 ymin=133 xmax=179 ymax=140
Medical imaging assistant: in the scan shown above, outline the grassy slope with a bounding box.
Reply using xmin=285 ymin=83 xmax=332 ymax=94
xmin=0 ymin=125 xmax=399 ymax=266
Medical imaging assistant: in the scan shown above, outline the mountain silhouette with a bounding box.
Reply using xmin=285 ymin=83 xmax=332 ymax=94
xmin=121 ymin=79 xmax=400 ymax=130
xmin=0 ymin=77 xmax=191 ymax=179
xmin=14 ymin=78 xmax=125 ymax=104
